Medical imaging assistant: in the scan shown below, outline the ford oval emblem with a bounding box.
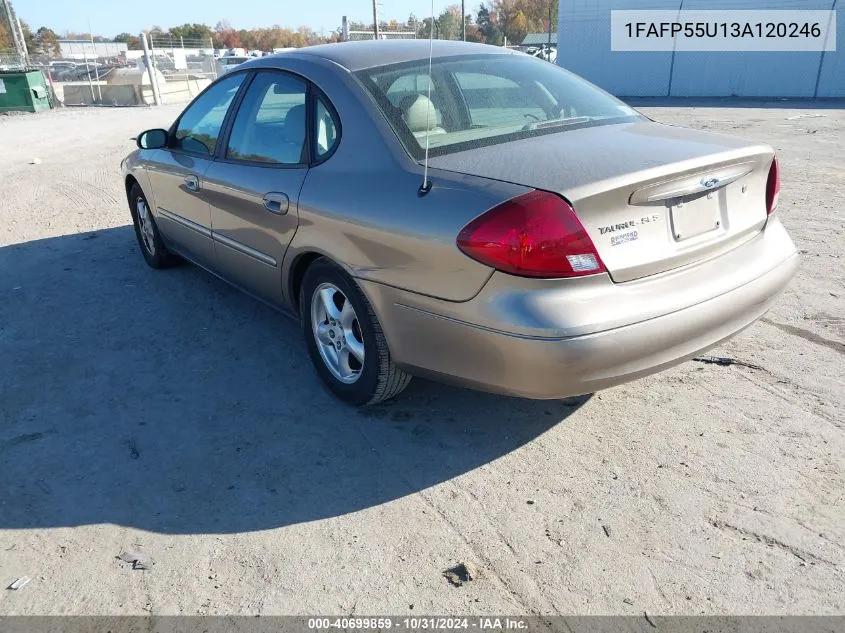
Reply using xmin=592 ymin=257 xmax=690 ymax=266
xmin=701 ymin=176 xmax=720 ymax=189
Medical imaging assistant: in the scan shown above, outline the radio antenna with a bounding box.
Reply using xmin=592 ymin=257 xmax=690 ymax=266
xmin=418 ymin=0 xmax=435 ymax=196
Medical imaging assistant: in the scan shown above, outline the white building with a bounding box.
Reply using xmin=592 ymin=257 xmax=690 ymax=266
xmin=556 ymin=0 xmax=843 ymax=97
xmin=58 ymin=40 xmax=128 ymax=60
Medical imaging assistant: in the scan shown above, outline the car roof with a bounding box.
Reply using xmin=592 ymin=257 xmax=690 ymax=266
xmin=262 ymin=40 xmax=517 ymax=72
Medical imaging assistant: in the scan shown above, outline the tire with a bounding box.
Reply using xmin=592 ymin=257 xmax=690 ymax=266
xmin=128 ymin=182 xmax=180 ymax=269
xmin=300 ymin=258 xmax=411 ymax=406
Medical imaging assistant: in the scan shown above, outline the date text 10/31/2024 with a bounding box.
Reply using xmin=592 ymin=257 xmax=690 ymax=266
xmin=307 ymin=617 xmax=529 ymax=630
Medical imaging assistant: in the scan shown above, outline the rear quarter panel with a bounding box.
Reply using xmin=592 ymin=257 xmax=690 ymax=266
xmin=292 ymin=165 xmax=529 ymax=303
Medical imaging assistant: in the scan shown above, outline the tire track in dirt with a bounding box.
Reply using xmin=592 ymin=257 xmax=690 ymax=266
xmin=761 ymin=318 xmax=845 ymax=355
xmin=731 ymin=366 xmax=841 ymax=430
xmin=710 ymin=519 xmax=838 ymax=567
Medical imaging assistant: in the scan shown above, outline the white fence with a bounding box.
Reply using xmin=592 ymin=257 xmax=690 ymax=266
xmin=58 ymin=40 xmax=128 ymax=61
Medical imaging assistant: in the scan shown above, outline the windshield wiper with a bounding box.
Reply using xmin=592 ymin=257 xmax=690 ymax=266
xmin=523 ymin=116 xmax=594 ymax=131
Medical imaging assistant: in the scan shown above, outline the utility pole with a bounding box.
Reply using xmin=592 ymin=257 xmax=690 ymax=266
xmin=462 ymin=0 xmax=466 ymax=40
xmin=89 ymin=18 xmax=101 ymax=101
xmin=15 ymin=16 xmax=29 ymax=65
xmin=548 ymin=4 xmax=553 ymax=46
xmin=140 ymin=31 xmax=162 ymax=106
xmin=372 ymin=0 xmax=380 ymax=40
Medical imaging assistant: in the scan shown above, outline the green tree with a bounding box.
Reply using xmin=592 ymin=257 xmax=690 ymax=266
xmin=113 ymin=32 xmax=141 ymax=49
xmin=491 ymin=0 xmax=556 ymax=45
xmin=0 ymin=20 xmax=11 ymax=50
xmin=475 ymin=4 xmax=504 ymax=44
xmin=35 ymin=26 xmax=61 ymax=56
xmin=168 ymin=23 xmax=213 ymax=43
xmin=437 ymin=5 xmax=462 ymax=40
xmin=415 ymin=16 xmax=435 ymax=39
xmin=20 ymin=20 xmax=36 ymax=54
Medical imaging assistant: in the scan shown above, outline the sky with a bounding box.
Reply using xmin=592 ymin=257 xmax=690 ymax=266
xmin=14 ymin=0 xmax=448 ymax=38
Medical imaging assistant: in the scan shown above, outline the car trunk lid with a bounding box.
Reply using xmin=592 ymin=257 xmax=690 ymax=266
xmin=428 ymin=120 xmax=774 ymax=282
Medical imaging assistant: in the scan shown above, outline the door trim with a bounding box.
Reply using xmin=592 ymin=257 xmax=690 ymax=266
xmin=212 ymin=231 xmax=278 ymax=267
xmin=158 ymin=208 xmax=212 ymax=238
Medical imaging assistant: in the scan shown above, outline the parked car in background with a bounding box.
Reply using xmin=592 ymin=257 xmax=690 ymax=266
xmin=217 ymin=56 xmax=250 ymax=75
xmin=54 ymin=63 xmax=114 ymax=82
xmin=121 ymin=41 xmax=798 ymax=405
xmin=48 ymin=61 xmax=78 ymax=79
xmin=526 ymin=44 xmax=557 ymax=63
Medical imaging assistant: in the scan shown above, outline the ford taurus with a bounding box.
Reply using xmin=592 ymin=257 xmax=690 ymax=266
xmin=121 ymin=40 xmax=798 ymax=405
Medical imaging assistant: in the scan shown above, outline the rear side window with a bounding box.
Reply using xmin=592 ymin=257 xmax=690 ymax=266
xmin=173 ymin=73 xmax=245 ymax=155
xmin=226 ymin=71 xmax=307 ymax=165
xmin=314 ymin=96 xmax=339 ymax=159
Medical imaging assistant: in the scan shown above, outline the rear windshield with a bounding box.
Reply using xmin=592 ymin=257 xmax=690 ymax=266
xmin=355 ymin=53 xmax=643 ymax=158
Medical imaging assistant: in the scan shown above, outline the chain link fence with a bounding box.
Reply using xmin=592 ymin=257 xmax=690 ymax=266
xmin=0 ymin=46 xmax=23 ymax=69
xmin=0 ymin=25 xmax=223 ymax=109
xmin=344 ymin=28 xmax=416 ymax=41
xmin=3 ymin=34 xmax=220 ymax=108
xmin=146 ymin=36 xmax=217 ymax=104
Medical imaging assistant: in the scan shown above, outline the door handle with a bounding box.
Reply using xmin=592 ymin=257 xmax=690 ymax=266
xmin=263 ymin=192 xmax=289 ymax=215
xmin=184 ymin=175 xmax=200 ymax=192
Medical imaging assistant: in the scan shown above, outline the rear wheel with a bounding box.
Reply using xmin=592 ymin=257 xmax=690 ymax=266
xmin=300 ymin=258 xmax=411 ymax=405
xmin=129 ymin=183 xmax=179 ymax=269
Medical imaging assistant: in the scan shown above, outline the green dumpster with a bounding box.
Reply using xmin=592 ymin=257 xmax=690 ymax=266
xmin=0 ymin=70 xmax=52 ymax=113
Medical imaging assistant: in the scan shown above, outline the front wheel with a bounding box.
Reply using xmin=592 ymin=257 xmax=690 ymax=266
xmin=300 ymin=259 xmax=411 ymax=406
xmin=129 ymin=183 xmax=179 ymax=269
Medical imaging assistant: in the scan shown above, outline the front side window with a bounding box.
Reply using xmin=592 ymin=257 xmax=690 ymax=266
xmin=173 ymin=73 xmax=245 ymax=155
xmin=356 ymin=54 xmax=643 ymax=158
xmin=226 ymin=71 xmax=307 ymax=165
xmin=314 ymin=96 xmax=339 ymax=158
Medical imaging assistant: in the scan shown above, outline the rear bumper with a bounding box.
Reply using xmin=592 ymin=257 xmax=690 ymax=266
xmin=359 ymin=218 xmax=798 ymax=399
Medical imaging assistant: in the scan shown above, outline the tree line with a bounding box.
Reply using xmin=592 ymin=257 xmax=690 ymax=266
xmin=366 ymin=0 xmax=557 ymax=46
xmin=1 ymin=0 xmax=556 ymax=58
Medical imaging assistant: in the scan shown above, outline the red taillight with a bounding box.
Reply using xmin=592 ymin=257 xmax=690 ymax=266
xmin=456 ymin=190 xmax=606 ymax=278
xmin=766 ymin=156 xmax=780 ymax=215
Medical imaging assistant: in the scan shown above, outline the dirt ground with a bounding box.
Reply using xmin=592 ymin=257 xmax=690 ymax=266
xmin=0 ymin=101 xmax=842 ymax=616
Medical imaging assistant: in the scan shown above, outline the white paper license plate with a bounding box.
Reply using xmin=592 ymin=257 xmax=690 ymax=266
xmin=670 ymin=196 xmax=721 ymax=241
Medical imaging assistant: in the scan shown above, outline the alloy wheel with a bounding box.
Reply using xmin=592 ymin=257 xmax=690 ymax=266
xmin=136 ymin=197 xmax=156 ymax=256
xmin=310 ymin=282 xmax=365 ymax=384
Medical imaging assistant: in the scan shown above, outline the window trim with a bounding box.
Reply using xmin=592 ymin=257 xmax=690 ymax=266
xmin=215 ymin=68 xmax=312 ymax=170
xmin=309 ymin=86 xmax=342 ymax=165
xmin=166 ymin=69 xmax=251 ymax=159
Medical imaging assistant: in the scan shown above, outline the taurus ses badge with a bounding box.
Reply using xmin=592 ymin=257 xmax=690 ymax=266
xmin=700 ymin=176 xmax=720 ymax=189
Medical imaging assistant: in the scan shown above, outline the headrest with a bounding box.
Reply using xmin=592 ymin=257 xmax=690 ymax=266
xmin=284 ymin=104 xmax=306 ymax=145
xmin=400 ymin=94 xmax=439 ymax=134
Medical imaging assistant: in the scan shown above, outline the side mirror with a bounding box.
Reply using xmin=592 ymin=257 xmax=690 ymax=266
xmin=136 ymin=128 xmax=169 ymax=150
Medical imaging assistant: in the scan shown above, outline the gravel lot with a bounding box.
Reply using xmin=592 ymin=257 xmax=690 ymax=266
xmin=0 ymin=101 xmax=842 ymax=616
